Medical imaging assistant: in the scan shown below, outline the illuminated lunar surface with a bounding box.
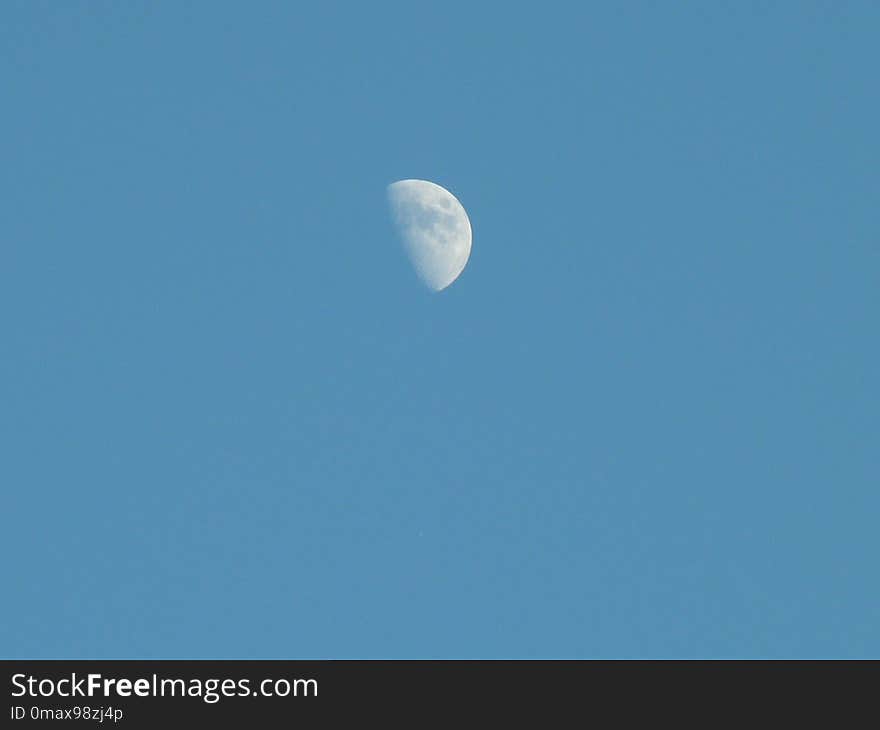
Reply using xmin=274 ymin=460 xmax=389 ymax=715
xmin=387 ymin=179 xmax=472 ymax=291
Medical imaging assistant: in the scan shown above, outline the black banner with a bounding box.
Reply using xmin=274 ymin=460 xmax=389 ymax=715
xmin=2 ymin=660 xmax=874 ymax=725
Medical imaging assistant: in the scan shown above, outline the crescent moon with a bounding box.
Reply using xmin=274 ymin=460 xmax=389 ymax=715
xmin=387 ymin=179 xmax=472 ymax=291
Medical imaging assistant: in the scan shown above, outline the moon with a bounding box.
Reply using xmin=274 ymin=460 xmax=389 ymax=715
xmin=387 ymin=179 xmax=472 ymax=291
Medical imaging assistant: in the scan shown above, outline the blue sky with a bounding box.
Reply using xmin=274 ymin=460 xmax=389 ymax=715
xmin=2 ymin=2 xmax=878 ymax=658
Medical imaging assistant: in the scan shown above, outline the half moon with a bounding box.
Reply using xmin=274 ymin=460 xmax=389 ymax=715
xmin=387 ymin=179 xmax=472 ymax=291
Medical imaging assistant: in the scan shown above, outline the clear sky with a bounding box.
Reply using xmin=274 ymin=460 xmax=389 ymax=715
xmin=2 ymin=2 xmax=877 ymax=658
